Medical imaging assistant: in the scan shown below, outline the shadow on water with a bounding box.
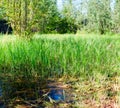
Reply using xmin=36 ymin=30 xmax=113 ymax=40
xmin=0 ymin=77 xmax=75 ymax=108
xmin=0 ymin=77 xmax=46 ymax=108
xmin=0 ymin=80 xmax=5 ymax=108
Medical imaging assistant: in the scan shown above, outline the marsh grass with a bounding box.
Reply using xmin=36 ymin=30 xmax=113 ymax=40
xmin=0 ymin=34 xmax=119 ymax=107
xmin=0 ymin=34 xmax=119 ymax=78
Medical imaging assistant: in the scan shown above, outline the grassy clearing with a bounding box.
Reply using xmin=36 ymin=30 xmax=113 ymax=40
xmin=0 ymin=34 xmax=120 ymax=107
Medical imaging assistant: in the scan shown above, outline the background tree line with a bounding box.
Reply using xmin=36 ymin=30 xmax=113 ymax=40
xmin=0 ymin=0 xmax=119 ymax=36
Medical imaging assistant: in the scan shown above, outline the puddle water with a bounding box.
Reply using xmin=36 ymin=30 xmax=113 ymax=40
xmin=0 ymin=79 xmax=75 ymax=107
xmin=47 ymin=89 xmax=65 ymax=102
xmin=46 ymin=79 xmax=75 ymax=105
xmin=0 ymin=81 xmax=5 ymax=108
xmin=0 ymin=81 xmax=2 ymax=96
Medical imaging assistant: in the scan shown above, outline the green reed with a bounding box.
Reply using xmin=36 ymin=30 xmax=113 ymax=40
xmin=0 ymin=35 xmax=119 ymax=79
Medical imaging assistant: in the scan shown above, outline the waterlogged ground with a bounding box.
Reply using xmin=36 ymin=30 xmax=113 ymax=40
xmin=0 ymin=34 xmax=119 ymax=107
xmin=0 ymin=75 xmax=119 ymax=108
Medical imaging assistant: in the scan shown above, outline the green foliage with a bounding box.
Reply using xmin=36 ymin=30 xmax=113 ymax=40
xmin=0 ymin=34 xmax=119 ymax=79
xmin=0 ymin=7 xmax=5 ymax=19
xmin=0 ymin=0 xmax=59 ymax=37
xmin=86 ymin=0 xmax=111 ymax=34
xmin=1 ymin=0 xmax=120 ymax=35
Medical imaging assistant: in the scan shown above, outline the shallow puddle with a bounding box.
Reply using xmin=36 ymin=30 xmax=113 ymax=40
xmin=0 ymin=78 xmax=75 ymax=108
xmin=0 ymin=76 xmax=118 ymax=108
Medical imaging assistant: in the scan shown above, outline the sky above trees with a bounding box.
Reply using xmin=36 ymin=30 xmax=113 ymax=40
xmin=57 ymin=0 xmax=82 ymax=11
xmin=57 ymin=0 xmax=115 ymax=11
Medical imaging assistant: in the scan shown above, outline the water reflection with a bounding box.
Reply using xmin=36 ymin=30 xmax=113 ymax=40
xmin=0 ymin=78 xmax=74 ymax=107
xmin=0 ymin=81 xmax=2 ymax=97
xmin=0 ymin=80 xmax=5 ymax=108
xmin=48 ymin=89 xmax=65 ymax=102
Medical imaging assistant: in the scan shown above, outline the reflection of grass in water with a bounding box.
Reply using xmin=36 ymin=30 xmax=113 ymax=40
xmin=0 ymin=80 xmax=2 ymax=97
xmin=1 ymin=76 xmax=47 ymax=107
xmin=2 ymin=77 xmax=46 ymax=97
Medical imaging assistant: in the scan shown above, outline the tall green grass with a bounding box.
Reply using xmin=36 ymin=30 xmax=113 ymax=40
xmin=0 ymin=35 xmax=119 ymax=79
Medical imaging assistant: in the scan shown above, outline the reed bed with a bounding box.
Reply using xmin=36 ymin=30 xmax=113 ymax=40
xmin=0 ymin=34 xmax=119 ymax=79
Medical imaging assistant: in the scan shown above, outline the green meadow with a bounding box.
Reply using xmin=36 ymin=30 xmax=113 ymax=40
xmin=0 ymin=34 xmax=120 ymax=107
